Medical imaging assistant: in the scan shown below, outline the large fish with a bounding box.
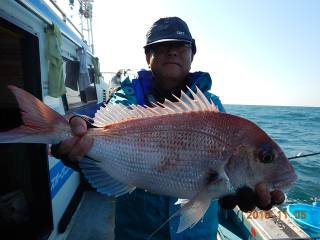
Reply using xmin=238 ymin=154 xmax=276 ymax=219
xmin=0 ymin=85 xmax=297 ymax=233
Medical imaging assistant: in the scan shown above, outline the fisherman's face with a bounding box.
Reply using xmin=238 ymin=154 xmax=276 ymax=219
xmin=146 ymin=41 xmax=193 ymax=90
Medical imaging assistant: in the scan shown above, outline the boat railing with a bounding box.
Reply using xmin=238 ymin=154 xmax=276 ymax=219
xmin=47 ymin=0 xmax=83 ymax=39
xmin=15 ymin=0 xmax=88 ymax=51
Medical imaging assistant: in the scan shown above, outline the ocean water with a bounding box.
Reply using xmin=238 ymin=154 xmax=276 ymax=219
xmin=224 ymin=104 xmax=320 ymax=204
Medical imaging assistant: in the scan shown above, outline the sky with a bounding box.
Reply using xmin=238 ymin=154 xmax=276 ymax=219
xmin=54 ymin=0 xmax=320 ymax=107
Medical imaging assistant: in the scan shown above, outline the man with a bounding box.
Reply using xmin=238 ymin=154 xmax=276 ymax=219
xmin=110 ymin=70 xmax=122 ymax=89
xmin=52 ymin=17 xmax=285 ymax=239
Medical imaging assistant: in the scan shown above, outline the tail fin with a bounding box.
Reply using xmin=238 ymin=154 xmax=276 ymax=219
xmin=0 ymin=85 xmax=70 ymax=144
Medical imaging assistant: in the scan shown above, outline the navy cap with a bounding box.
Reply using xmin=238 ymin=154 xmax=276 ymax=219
xmin=144 ymin=17 xmax=196 ymax=54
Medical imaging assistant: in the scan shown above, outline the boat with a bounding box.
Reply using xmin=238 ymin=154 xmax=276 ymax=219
xmin=218 ymin=205 xmax=311 ymax=239
xmin=0 ymin=0 xmax=105 ymax=239
xmin=287 ymin=202 xmax=320 ymax=238
xmin=0 ymin=1 xmax=314 ymax=239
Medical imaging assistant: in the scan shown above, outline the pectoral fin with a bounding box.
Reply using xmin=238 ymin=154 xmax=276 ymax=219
xmin=147 ymin=190 xmax=212 ymax=240
xmin=176 ymin=169 xmax=233 ymax=233
xmin=176 ymin=189 xmax=212 ymax=233
xmin=148 ymin=170 xmax=231 ymax=239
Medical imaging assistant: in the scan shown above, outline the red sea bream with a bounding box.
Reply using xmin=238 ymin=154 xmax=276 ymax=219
xmin=0 ymin=85 xmax=297 ymax=233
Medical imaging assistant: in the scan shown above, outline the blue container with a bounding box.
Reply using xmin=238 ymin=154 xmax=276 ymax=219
xmin=287 ymin=203 xmax=320 ymax=238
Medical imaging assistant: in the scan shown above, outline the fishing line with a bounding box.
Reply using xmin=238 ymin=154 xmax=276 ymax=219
xmin=288 ymin=152 xmax=320 ymax=160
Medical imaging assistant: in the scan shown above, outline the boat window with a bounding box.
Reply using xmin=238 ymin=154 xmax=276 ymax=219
xmin=62 ymin=60 xmax=97 ymax=111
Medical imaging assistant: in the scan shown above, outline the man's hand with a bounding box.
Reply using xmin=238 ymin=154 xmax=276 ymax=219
xmin=219 ymin=182 xmax=286 ymax=212
xmin=50 ymin=117 xmax=93 ymax=171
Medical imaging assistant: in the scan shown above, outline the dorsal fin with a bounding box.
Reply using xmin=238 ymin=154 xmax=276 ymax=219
xmin=92 ymin=87 xmax=219 ymax=127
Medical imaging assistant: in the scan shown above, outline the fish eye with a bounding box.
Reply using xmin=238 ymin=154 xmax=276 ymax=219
xmin=258 ymin=144 xmax=275 ymax=163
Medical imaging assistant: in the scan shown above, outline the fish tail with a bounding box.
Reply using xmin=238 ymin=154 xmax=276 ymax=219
xmin=0 ymin=85 xmax=70 ymax=144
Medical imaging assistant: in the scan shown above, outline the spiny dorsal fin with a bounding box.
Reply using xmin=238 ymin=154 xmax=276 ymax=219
xmin=92 ymin=87 xmax=219 ymax=127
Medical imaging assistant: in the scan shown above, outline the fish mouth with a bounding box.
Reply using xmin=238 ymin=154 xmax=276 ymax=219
xmin=270 ymin=172 xmax=297 ymax=190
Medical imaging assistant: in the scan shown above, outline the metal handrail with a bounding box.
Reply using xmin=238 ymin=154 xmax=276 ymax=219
xmin=15 ymin=0 xmax=84 ymax=49
xmin=48 ymin=0 xmax=83 ymax=38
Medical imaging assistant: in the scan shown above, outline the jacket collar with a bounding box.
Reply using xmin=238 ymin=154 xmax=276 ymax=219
xmin=131 ymin=69 xmax=213 ymax=106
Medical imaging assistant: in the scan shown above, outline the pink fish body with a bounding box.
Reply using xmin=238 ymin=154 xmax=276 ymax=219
xmin=0 ymin=85 xmax=297 ymax=233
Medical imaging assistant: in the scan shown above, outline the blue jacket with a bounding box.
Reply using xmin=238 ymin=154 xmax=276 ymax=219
xmin=81 ymin=70 xmax=225 ymax=240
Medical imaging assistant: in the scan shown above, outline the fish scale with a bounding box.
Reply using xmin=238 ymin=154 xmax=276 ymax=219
xmin=85 ymin=113 xmax=234 ymax=199
xmin=0 ymin=85 xmax=297 ymax=234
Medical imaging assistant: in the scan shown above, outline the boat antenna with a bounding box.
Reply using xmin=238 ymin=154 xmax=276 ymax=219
xmin=288 ymin=152 xmax=320 ymax=160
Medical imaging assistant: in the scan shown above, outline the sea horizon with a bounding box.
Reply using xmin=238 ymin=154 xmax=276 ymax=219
xmin=224 ymin=103 xmax=320 ymax=109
